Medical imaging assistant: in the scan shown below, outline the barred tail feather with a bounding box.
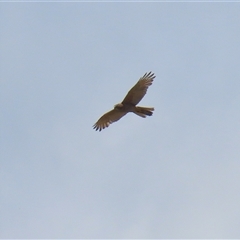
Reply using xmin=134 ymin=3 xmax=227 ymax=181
xmin=134 ymin=106 xmax=154 ymax=118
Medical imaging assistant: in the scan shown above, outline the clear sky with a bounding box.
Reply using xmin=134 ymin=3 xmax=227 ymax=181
xmin=1 ymin=2 xmax=240 ymax=238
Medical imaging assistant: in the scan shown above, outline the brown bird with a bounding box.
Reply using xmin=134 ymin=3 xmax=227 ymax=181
xmin=93 ymin=72 xmax=155 ymax=131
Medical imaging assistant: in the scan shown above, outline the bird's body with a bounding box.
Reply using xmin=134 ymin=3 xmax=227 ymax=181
xmin=93 ymin=72 xmax=155 ymax=131
xmin=114 ymin=103 xmax=153 ymax=117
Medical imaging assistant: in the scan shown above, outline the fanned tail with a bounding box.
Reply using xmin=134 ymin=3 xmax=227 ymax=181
xmin=134 ymin=106 xmax=154 ymax=118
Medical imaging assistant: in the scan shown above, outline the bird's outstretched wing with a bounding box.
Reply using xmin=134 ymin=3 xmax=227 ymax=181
xmin=122 ymin=72 xmax=155 ymax=105
xmin=93 ymin=109 xmax=127 ymax=131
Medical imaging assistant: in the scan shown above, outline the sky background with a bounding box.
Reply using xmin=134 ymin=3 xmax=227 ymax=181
xmin=1 ymin=2 xmax=240 ymax=239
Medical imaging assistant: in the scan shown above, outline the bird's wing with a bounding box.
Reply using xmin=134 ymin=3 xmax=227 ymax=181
xmin=122 ymin=72 xmax=155 ymax=105
xmin=93 ymin=109 xmax=127 ymax=131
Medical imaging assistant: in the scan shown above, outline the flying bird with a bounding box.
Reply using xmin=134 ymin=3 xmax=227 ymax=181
xmin=93 ymin=72 xmax=155 ymax=131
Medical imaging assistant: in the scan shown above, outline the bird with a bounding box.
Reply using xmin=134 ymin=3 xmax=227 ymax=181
xmin=93 ymin=71 xmax=155 ymax=131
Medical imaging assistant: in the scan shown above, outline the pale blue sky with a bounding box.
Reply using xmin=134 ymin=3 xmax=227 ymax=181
xmin=1 ymin=2 xmax=240 ymax=238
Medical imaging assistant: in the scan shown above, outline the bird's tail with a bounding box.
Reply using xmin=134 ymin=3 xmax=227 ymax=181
xmin=134 ymin=106 xmax=154 ymax=118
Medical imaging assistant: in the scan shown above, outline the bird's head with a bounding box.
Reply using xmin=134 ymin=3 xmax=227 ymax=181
xmin=114 ymin=103 xmax=123 ymax=109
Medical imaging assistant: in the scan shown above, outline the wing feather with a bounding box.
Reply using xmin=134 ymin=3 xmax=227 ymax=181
xmin=122 ymin=72 xmax=155 ymax=105
xmin=93 ymin=109 xmax=127 ymax=131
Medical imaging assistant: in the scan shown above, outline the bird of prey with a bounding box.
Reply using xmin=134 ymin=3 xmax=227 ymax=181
xmin=93 ymin=72 xmax=155 ymax=131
